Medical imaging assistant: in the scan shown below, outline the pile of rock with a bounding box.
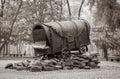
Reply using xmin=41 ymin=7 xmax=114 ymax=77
xmin=5 ymin=53 xmax=100 ymax=72
xmin=5 ymin=58 xmax=63 ymax=72
xmin=64 ymin=53 xmax=100 ymax=69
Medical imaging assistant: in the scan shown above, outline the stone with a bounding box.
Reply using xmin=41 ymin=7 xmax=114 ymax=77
xmin=42 ymin=65 xmax=56 ymax=71
xmin=89 ymin=62 xmax=97 ymax=68
xmin=30 ymin=65 xmax=42 ymax=72
xmin=84 ymin=66 xmax=91 ymax=69
xmin=5 ymin=63 xmax=13 ymax=69
xmin=16 ymin=66 xmax=28 ymax=71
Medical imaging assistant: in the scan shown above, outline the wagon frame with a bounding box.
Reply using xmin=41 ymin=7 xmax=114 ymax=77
xmin=32 ymin=19 xmax=90 ymax=59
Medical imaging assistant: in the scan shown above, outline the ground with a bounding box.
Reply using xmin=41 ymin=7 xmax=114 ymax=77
xmin=0 ymin=59 xmax=120 ymax=79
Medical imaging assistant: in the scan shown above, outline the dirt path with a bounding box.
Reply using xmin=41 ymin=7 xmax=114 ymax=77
xmin=0 ymin=60 xmax=120 ymax=79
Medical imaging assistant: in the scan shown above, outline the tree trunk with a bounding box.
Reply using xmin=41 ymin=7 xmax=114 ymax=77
xmin=5 ymin=42 xmax=8 ymax=56
xmin=66 ymin=0 xmax=71 ymax=20
xmin=19 ymin=41 xmax=24 ymax=55
xmin=0 ymin=0 xmax=6 ymax=17
xmin=60 ymin=0 xmax=63 ymax=21
xmin=50 ymin=0 xmax=55 ymax=21
xmin=102 ymin=44 xmax=108 ymax=60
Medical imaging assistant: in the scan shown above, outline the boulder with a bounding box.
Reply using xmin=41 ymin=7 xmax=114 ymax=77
xmin=22 ymin=61 xmax=29 ymax=67
xmin=43 ymin=65 xmax=58 ymax=71
xmin=84 ymin=66 xmax=91 ymax=69
xmin=72 ymin=57 xmax=86 ymax=61
xmin=89 ymin=62 xmax=97 ymax=68
xmin=30 ymin=65 xmax=42 ymax=72
xmin=5 ymin=63 xmax=13 ymax=69
xmin=16 ymin=66 xmax=28 ymax=71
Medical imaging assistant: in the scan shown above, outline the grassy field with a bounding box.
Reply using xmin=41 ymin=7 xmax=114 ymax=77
xmin=0 ymin=60 xmax=120 ymax=79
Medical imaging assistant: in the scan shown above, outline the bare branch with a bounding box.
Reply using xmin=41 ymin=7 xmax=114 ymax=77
xmin=78 ymin=0 xmax=85 ymax=19
xmin=1 ymin=0 xmax=6 ymax=4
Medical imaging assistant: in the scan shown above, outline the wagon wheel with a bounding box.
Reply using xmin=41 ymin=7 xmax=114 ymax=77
xmin=34 ymin=49 xmax=38 ymax=57
xmin=61 ymin=47 xmax=71 ymax=61
xmin=34 ymin=48 xmax=43 ymax=57
xmin=79 ymin=45 xmax=88 ymax=55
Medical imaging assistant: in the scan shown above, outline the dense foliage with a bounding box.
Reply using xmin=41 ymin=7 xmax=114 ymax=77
xmin=89 ymin=0 xmax=120 ymax=59
xmin=89 ymin=0 xmax=120 ymax=30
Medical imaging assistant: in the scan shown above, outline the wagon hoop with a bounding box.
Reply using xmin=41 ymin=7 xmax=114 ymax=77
xmin=42 ymin=20 xmax=89 ymax=39
xmin=42 ymin=24 xmax=67 ymax=39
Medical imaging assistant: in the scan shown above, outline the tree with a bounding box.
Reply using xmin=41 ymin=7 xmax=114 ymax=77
xmin=89 ymin=0 xmax=120 ymax=60
xmin=0 ymin=0 xmax=23 ymax=53
xmin=89 ymin=0 xmax=120 ymax=31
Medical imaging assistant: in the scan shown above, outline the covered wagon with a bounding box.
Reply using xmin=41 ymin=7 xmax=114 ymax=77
xmin=32 ymin=19 xmax=90 ymax=57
